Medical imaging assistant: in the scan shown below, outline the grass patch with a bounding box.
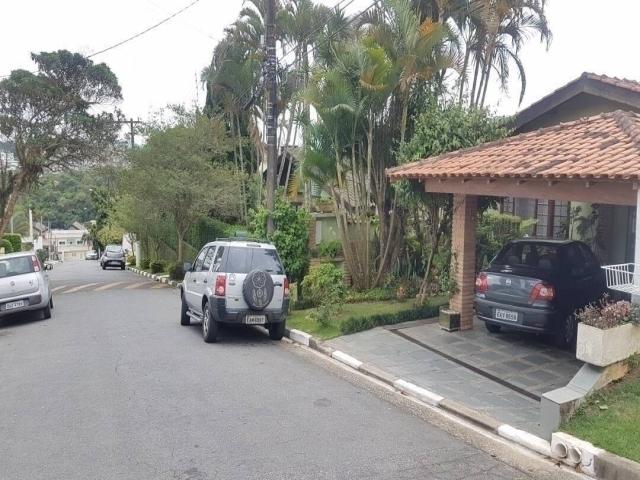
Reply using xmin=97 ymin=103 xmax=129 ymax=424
xmin=288 ymin=296 xmax=447 ymax=340
xmin=561 ymin=358 xmax=640 ymax=462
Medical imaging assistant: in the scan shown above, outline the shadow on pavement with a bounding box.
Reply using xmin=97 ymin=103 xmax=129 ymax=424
xmin=0 ymin=310 xmax=46 ymax=330
xmin=184 ymin=321 xmax=276 ymax=345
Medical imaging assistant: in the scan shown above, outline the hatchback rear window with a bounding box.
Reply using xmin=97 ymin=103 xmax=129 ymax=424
xmin=106 ymin=246 xmax=123 ymax=252
xmin=225 ymin=247 xmax=284 ymax=274
xmin=0 ymin=256 xmax=34 ymax=278
xmin=493 ymin=243 xmax=559 ymax=270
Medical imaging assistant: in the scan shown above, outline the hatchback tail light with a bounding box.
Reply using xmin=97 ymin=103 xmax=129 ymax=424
xmin=215 ymin=274 xmax=226 ymax=296
xmin=283 ymin=278 xmax=290 ymax=297
xmin=530 ymin=282 xmax=555 ymax=302
xmin=31 ymin=255 xmax=41 ymax=272
xmin=475 ymin=272 xmax=489 ymax=294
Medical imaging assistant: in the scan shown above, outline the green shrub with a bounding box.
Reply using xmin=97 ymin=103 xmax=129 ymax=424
xmin=140 ymin=258 xmax=151 ymax=269
xmin=2 ymin=234 xmax=21 ymax=253
xmin=346 ymin=287 xmax=395 ymax=303
xmin=317 ymin=240 xmax=342 ymax=258
xmin=251 ymin=197 xmax=310 ymax=285
xmin=340 ymin=303 xmax=441 ymax=335
xmin=292 ymin=299 xmax=315 ymax=310
xmin=150 ymin=260 xmax=165 ymax=274
xmin=0 ymin=239 xmax=13 ymax=254
xmin=36 ymin=249 xmax=47 ymax=263
xmin=168 ymin=262 xmax=185 ymax=281
xmin=301 ymin=263 xmax=346 ymax=308
xmin=127 ymin=255 xmax=136 ymax=266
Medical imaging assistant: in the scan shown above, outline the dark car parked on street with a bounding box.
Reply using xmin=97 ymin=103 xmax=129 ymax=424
xmin=475 ymin=239 xmax=607 ymax=348
xmin=100 ymin=245 xmax=126 ymax=270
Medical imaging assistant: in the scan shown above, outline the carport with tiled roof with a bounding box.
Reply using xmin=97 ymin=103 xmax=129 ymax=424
xmin=387 ymin=110 xmax=640 ymax=330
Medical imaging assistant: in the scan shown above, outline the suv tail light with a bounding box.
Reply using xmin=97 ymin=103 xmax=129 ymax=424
xmin=530 ymin=282 xmax=555 ymax=302
xmin=215 ymin=274 xmax=226 ymax=296
xmin=31 ymin=255 xmax=41 ymax=272
xmin=283 ymin=278 xmax=290 ymax=297
xmin=475 ymin=272 xmax=489 ymax=294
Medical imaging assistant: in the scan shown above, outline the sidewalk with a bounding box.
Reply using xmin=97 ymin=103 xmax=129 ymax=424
xmin=328 ymin=318 xmax=583 ymax=436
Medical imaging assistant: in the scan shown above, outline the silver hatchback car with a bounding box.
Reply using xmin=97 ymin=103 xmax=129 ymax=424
xmin=0 ymin=253 xmax=53 ymax=319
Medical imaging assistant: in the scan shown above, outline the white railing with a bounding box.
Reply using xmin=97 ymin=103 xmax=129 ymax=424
xmin=601 ymin=263 xmax=640 ymax=295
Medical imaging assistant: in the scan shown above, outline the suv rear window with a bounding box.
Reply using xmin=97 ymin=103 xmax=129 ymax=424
xmin=493 ymin=243 xmax=559 ymax=270
xmin=225 ymin=246 xmax=284 ymax=274
xmin=0 ymin=256 xmax=35 ymax=278
xmin=106 ymin=245 xmax=123 ymax=252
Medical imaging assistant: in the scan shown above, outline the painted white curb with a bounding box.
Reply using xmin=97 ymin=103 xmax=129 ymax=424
xmin=498 ymin=424 xmax=551 ymax=458
xmin=331 ymin=350 xmax=363 ymax=369
xmin=289 ymin=329 xmax=312 ymax=346
xmin=393 ymin=379 xmax=444 ymax=406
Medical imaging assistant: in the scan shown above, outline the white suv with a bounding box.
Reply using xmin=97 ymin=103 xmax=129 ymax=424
xmin=180 ymin=239 xmax=290 ymax=343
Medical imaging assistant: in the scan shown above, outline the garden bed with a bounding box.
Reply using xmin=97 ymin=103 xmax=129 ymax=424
xmin=561 ymin=357 xmax=640 ymax=463
xmin=287 ymin=296 xmax=448 ymax=340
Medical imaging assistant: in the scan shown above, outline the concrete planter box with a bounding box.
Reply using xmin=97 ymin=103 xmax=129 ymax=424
xmin=439 ymin=307 xmax=460 ymax=332
xmin=576 ymin=322 xmax=640 ymax=367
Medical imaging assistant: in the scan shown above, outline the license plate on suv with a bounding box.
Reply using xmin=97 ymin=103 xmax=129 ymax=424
xmin=245 ymin=315 xmax=266 ymax=325
xmin=5 ymin=300 xmax=25 ymax=310
xmin=494 ymin=309 xmax=518 ymax=322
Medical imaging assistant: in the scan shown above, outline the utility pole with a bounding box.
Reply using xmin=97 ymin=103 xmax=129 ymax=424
xmin=265 ymin=0 xmax=278 ymax=235
xmin=130 ymin=118 xmax=135 ymax=149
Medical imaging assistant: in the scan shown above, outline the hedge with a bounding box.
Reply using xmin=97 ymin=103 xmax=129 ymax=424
xmin=3 ymin=234 xmax=21 ymax=253
xmin=0 ymin=239 xmax=12 ymax=254
xmin=150 ymin=260 xmax=165 ymax=274
xmin=339 ymin=303 xmax=441 ymax=336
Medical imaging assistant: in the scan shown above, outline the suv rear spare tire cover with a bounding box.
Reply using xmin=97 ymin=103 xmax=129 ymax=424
xmin=243 ymin=269 xmax=275 ymax=310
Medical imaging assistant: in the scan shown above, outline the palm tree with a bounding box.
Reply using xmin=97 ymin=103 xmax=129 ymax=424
xmin=461 ymin=0 xmax=551 ymax=108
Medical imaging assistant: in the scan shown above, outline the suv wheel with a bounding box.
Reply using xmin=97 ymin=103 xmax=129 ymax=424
xmin=268 ymin=320 xmax=286 ymax=341
xmin=180 ymin=294 xmax=190 ymax=326
xmin=555 ymin=313 xmax=577 ymax=349
xmin=202 ymin=302 xmax=218 ymax=343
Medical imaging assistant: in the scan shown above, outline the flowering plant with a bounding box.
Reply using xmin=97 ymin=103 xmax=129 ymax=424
xmin=576 ymin=296 xmax=640 ymax=329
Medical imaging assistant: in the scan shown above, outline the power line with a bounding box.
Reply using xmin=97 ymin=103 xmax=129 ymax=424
xmin=88 ymin=0 xmax=202 ymax=58
xmin=0 ymin=0 xmax=203 ymax=78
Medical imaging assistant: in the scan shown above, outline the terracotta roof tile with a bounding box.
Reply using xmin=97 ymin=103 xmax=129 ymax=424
xmin=583 ymin=72 xmax=640 ymax=94
xmin=387 ymin=110 xmax=640 ymax=181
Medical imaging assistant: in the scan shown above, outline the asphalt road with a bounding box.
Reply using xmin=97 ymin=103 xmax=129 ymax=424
xmin=0 ymin=261 xmax=577 ymax=480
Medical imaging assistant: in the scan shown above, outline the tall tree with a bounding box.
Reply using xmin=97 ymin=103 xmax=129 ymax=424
xmin=121 ymin=111 xmax=241 ymax=263
xmin=0 ymin=50 xmax=123 ymax=235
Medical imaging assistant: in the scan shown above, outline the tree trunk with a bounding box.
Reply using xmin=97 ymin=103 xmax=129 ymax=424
xmin=458 ymin=45 xmax=471 ymax=105
xmin=0 ymin=171 xmax=26 ymax=237
xmin=469 ymin=53 xmax=482 ymax=108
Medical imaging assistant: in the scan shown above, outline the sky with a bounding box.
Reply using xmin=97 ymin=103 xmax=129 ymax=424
xmin=1 ymin=0 xmax=639 ymax=122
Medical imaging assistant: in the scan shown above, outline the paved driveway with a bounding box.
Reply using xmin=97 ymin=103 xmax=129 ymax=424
xmin=329 ymin=318 xmax=583 ymax=436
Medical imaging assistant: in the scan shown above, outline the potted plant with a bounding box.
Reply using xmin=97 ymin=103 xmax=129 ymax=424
xmin=575 ymin=298 xmax=640 ymax=367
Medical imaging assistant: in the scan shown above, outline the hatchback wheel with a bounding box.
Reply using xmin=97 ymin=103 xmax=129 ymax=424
xmin=555 ymin=314 xmax=577 ymax=349
xmin=42 ymin=303 xmax=52 ymax=320
xmin=202 ymin=303 xmax=219 ymax=343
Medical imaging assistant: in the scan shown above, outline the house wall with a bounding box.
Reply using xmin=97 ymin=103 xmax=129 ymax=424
xmin=518 ymin=93 xmax=635 ymax=133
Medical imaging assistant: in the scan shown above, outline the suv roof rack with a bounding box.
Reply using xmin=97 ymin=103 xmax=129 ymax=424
xmin=214 ymin=237 xmax=271 ymax=244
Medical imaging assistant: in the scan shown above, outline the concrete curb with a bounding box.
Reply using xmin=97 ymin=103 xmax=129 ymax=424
xmin=126 ymin=266 xmax=181 ymax=290
xmin=283 ymin=326 xmax=639 ymax=479
xmin=550 ymin=432 xmax=640 ymax=479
